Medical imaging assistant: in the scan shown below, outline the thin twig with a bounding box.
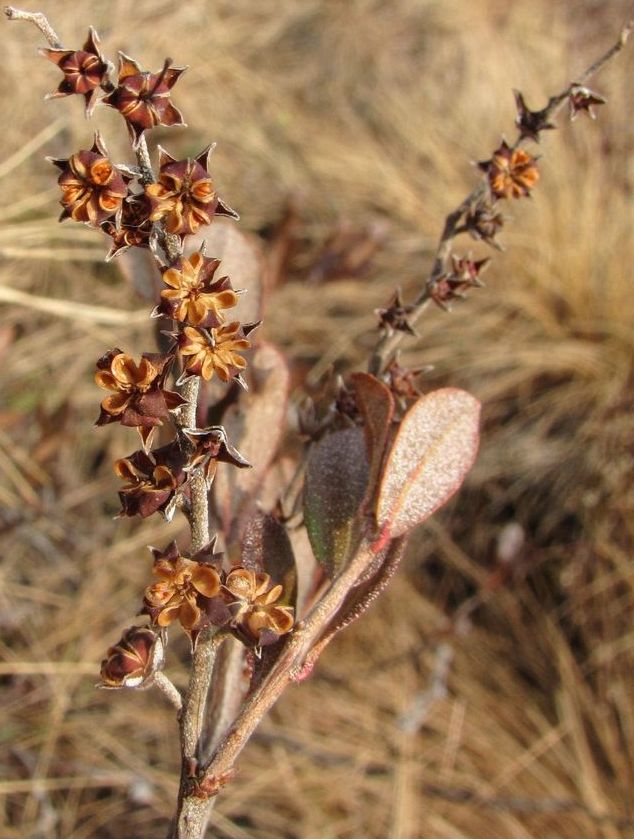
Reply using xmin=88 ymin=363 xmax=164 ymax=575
xmin=152 ymin=671 xmax=183 ymax=712
xmin=368 ymin=20 xmax=633 ymax=376
xmin=4 ymin=5 xmax=61 ymax=47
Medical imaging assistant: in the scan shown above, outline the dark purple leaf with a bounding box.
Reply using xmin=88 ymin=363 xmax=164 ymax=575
xmin=303 ymin=427 xmax=369 ymax=578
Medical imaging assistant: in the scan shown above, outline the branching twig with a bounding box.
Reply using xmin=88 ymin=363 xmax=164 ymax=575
xmin=368 ymin=20 xmax=633 ymax=376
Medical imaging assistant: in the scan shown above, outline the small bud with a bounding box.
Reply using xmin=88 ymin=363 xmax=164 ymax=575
xmin=464 ymin=199 xmax=505 ymax=249
xmin=114 ymin=442 xmax=188 ymax=518
xmin=102 ymin=195 xmax=153 ymax=260
xmin=429 ymin=255 xmax=489 ymax=310
xmin=99 ymin=626 xmax=164 ymax=689
xmin=568 ymin=84 xmax=606 ymax=120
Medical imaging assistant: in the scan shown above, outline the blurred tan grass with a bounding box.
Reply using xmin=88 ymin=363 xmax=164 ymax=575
xmin=1 ymin=1 xmax=633 ymax=836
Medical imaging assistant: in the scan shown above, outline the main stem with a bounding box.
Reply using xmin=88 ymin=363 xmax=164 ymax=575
xmin=170 ymin=376 xmax=221 ymax=839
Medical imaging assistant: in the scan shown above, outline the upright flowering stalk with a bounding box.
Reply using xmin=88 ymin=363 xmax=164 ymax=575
xmin=6 ymin=6 xmax=630 ymax=839
xmin=6 ymin=8 xmax=293 ymax=835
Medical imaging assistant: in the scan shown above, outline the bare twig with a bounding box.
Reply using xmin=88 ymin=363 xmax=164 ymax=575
xmin=4 ymin=5 xmax=61 ymax=47
xmin=152 ymin=671 xmax=183 ymax=713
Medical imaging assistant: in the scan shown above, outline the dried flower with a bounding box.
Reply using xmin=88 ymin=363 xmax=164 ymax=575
xmin=99 ymin=625 xmax=164 ymax=689
xmin=568 ymin=84 xmax=606 ymax=120
xmin=182 ymin=425 xmax=251 ymax=484
xmin=95 ymin=349 xmax=186 ymax=449
xmin=375 ymin=289 xmax=417 ymax=336
xmin=385 ymin=358 xmax=425 ymax=401
xmin=114 ymin=442 xmax=188 ymax=519
xmin=430 ymin=255 xmax=489 ymax=310
xmin=49 ymin=131 xmax=129 ymax=226
xmin=334 ymin=376 xmax=359 ymax=421
xmin=155 ymin=251 xmax=239 ymax=326
xmin=145 ymin=146 xmax=238 ymax=238
xmin=40 ymin=27 xmax=110 ymax=116
xmin=480 ymin=140 xmax=540 ymax=199
xmin=178 ymin=322 xmax=255 ymax=385
xmin=513 ymin=90 xmax=556 ymax=143
xmin=142 ymin=542 xmax=224 ymax=635
xmin=102 ymin=53 xmax=186 ymax=148
xmin=102 ymin=194 xmax=153 ymax=260
xmin=464 ymin=199 xmax=505 ymax=248
xmin=222 ymin=568 xmax=294 ymax=647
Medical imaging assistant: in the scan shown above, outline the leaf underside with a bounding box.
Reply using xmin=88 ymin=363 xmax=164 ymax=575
xmin=303 ymin=427 xmax=369 ymax=577
xmin=377 ymin=388 xmax=481 ymax=538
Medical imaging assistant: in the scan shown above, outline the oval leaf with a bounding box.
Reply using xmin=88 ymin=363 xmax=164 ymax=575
xmin=303 ymin=427 xmax=369 ymax=577
xmin=377 ymin=388 xmax=480 ymax=538
xmin=351 ymin=372 xmax=394 ymax=510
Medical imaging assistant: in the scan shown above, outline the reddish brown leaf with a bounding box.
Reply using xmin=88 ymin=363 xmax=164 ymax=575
xmin=303 ymin=427 xmax=369 ymax=578
xmin=213 ymin=342 xmax=290 ymax=541
xmin=377 ymin=388 xmax=480 ymax=540
xmin=351 ymin=372 xmax=394 ymax=511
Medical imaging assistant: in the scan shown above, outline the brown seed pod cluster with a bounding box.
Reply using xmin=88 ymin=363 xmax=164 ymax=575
xmin=34 ymin=22 xmax=295 ymax=676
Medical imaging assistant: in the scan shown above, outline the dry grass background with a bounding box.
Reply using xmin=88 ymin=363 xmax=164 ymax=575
xmin=1 ymin=1 xmax=634 ymax=837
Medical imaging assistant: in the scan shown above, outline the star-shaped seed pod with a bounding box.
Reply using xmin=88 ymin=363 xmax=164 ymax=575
xmin=430 ymin=254 xmax=489 ymax=310
xmin=40 ymin=27 xmax=110 ymax=116
xmin=568 ymin=84 xmax=606 ymax=120
xmin=513 ymin=90 xmax=556 ymax=143
xmin=99 ymin=625 xmax=164 ymax=689
xmin=49 ymin=131 xmax=130 ymax=227
xmin=181 ymin=425 xmax=251 ymax=485
xmin=222 ymin=567 xmax=294 ymax=648
xmin=463 ymin=199 xmax=505 ymax=249
xmin=102 ymin=53 xmax=186 ymax=149
xmin=102 ymin=194 xmax=153 ymax=260
xmin=479 ymin=139 xmax=540 ymax=199
xmin=375 ymin=289 xmax=417 ymax=336
xmin=153 ymin=251 xmax=239 ymax=327
xmin=114 ymin=441 xmax=188 ymax=519
xmin=94 ymin=349 xmax=187 ymax=450
xmin=385 ymin=358 xmax=426 ymax=402
xmin=177 ymin=321 xmax=258 ymax=386
xmin=145 ymin=145 xmax=238 ymax=238
xmin=142 ymin=541 xmax=230 ymax=643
